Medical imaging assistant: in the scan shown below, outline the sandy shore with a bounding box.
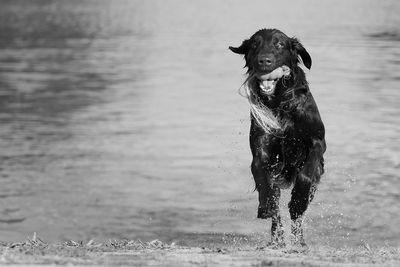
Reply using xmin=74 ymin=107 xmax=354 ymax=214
xmin=1 ymin=236 xmax=399 ymax=266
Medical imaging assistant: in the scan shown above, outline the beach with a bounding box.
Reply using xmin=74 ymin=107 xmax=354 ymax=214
xmin=1 ymin=236 xmax=399 ymax=267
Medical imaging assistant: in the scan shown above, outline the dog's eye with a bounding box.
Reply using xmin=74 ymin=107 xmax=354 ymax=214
xmin=276 ymin=41 xmax=285 ymax=49
xmin=251 ymin=36 xmax=263 ymax=49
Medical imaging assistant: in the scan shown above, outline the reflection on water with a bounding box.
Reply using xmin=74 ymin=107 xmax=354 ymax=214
xmin=0 ymin=0 xmax=399 ymax=247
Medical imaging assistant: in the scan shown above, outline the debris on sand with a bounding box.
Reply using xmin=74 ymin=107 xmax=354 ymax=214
xmin=0 ymin=234 xmax=399 ymax=266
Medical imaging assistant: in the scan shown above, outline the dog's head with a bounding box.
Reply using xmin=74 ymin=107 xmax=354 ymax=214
xmin=229 ymin=29 xmax=311 ymax=96
xmin=229 ymin=28 xmax=311 ymax=73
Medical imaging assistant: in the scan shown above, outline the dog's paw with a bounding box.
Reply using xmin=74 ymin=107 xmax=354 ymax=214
xmin=288 ymin=233 xmax=308 ymax=252
xmin=287 ymin=242 xmax=309 ymax=253
xmin=266 ymin=240 xmax=286 ymax=250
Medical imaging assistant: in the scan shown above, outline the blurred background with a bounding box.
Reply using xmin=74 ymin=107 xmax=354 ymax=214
xmin=0 ymin=0 xmax=399 ymax=248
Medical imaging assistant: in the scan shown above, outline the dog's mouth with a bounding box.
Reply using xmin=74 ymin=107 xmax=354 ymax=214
xmin=256 ymin=65 xmax=291 ymax=96
xmin=259 ymin=79 xmax=278 ymax=96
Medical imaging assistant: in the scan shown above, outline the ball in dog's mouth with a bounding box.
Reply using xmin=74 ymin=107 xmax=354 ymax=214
xmin=256 ymin=65 xmax=291 ymax=96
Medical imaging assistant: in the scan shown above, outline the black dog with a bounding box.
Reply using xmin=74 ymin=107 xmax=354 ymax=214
xmin=230 ymin=29 xmax=326 ymax=247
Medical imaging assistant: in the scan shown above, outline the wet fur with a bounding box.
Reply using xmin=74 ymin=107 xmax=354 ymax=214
xmin=230 ymin=29 xmax=326 ymax=247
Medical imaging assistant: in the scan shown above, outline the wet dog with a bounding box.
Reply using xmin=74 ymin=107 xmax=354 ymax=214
xmin=229 ymin=29 xmax=326 ymax=247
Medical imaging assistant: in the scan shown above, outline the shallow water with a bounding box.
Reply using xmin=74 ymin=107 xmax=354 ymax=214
xmin=0 ymin=0 xmax=399 ymax=247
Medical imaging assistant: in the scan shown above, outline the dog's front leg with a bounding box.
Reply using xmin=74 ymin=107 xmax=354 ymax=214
xmin=270 ymin=193 xmax=285 ymax=247
xmin=251 ymin=156 xmax=284 ymax=246
xmin=288 ymin=139 xmax=325 ymax=247
xmin=251 ymin=156 xmax=279 ymax=219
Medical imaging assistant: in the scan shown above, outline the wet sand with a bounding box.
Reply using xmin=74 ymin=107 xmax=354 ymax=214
xmin=1 ymin=237 xmax=399 ymax=267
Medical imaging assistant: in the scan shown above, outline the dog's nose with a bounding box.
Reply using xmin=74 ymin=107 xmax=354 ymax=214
xmin=258 ymin=56 xmax=273 ymax=67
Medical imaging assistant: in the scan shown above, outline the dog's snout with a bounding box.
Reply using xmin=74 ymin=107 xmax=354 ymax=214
xmin=257 ymin=55 xmax=273 ymax=67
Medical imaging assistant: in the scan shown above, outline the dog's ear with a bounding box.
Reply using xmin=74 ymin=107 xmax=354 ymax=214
xmin=291 ymin=38 xmax=312 ymax=69
xmin=229 ymin=39 xmax=250 ymax=55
